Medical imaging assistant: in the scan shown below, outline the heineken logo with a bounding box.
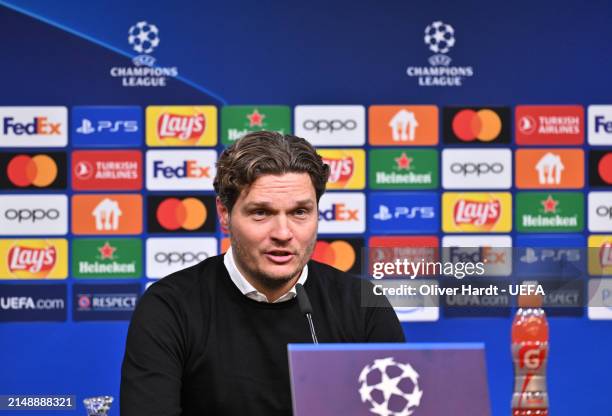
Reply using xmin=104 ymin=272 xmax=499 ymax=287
xmin=369 ymin=149 xmax=438 ymax=190
xmin=516 ymin=192 xmax=583 ymax=232
xmin=72 ymin=238 xmax=142 ymax=278
xmin=221 ymin=106 xmax=291 ymax=145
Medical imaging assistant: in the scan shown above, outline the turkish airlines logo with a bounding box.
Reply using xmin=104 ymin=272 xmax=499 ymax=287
xmin=515 ymin=105 xmax=583 ymax=145
xmin=294 ymin=106 xmax=365 ymax=146
xmin=146 ymin=237 xmax=217 ymax=278
xmin=442 ymin=149 xmax=511 ymax=189
xmin=443 ymin=192 xmax=511 ymax=232
xmin=72 ymin=150 xmax=142 ymax=191
xmin=443 ymin=107 xmax=510 ymax=144
xmin=369 ymin=105 xmax=438 ymax=146
xmin=72 ymin=194 xmax=142 ymax=235
xmin=0 ymin=107 xmax=67 ymax=147
xmin=146 ymin=150 xmax=217 ymax=191
xmin=516 ymin=149 xmax=584 ymax=189
xmin=0 ymin=195 xmax=67 ymax=236
xmin=147 ymin=195 xmax=216 ymax=234
xmin=0 ymin=239 xmax=68 ymax=279
xmin=0 ymin=152 xmax=66 ymax=190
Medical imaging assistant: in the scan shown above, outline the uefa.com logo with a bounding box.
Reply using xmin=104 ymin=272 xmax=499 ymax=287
xmin=406 ymin=21 xmax=474 ymax=87
xmin=110 ymin=21 xmax=179 ymax=87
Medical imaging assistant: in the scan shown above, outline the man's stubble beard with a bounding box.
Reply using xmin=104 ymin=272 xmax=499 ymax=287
xmin=229 ymin=225 xmax=317 ymax=291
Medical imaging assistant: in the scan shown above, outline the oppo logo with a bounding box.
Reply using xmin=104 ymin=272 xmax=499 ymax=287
xmin=597 ymin=205 xmax=612 ymax=219
xmin=450 ymin=162 xmax=504 ymax=176
xmin=154 ymin=251 xmax=209 ymax=265
xmin=4 ymin=208 xmax=60 ymax=222
xmin=302 ymin=119 xmax=357 ymax=133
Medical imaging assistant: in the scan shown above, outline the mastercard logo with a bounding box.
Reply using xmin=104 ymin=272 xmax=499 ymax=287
xmin=590 ymin=151 xmax=612 ymax=187
xmin=444 ymin=107 xmax=510 ymax=144
xmin=148 ymin=195 xmax=216 ymax=233
xmin=311 ymin=239 xmax=361 ymax=273
xmin=157 ymin=198 xmax=207 ymax=230
xmin=7 ymin=154 xmax=57 ymax=187
xmin=599 ymin=153 xmax=612 ymax=184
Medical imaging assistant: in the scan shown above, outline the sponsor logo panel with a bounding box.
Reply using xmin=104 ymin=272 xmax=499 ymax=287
xmin=442 ymin=107 xmax=510 ymax=144
xmin=368 ymin=105 xmax=438 ymax=145
xmin=589 ymin=150 xmax=612 ymax=187
xmin=311 ymin=238 xmax=363 ymax=274
xmin=0 ymin=107 xmax=67 ymax=147
xmin=587 ymin=105 xmax=612 ymax=145
xmin=0 ymin=152 xmax=66 ymax=190
xmin=588 ymin=235 xmax=612 ymax=276
xmin=73 ymin=283 xmax=140 ymax=321
xmin=146 ymin=237 xmax=217 ymax=278
xmin=368 ymin=235 xmax=440 ymax=277
xmin=147 ymin=195 xmax=216 ymax=233
xmin=515 ymin=149 xmax=584 ymax=189
xmin=442 ymin=235 xmax=512 ymax=276
xmin=588 ymin=279 xmax=612 ymax=320
xmin=294 ymin=105 xmax=365 ymax=146
xmin=515 ymin=105 xmax=584 ymax=145
xmin=318 ymin=192 xmax=365 ymax=234
xmin=0 ymin=284 xmax=67 ymax=322
xmin=515 ymin=192 xmax=584 ymax=233
xmin=146 ymin=150 xmax=216 ymax=190
xmin=589 ymin=192 xmax=612 ymax=232
xmin=368 ymin=192 xmax=439 ymax=234
xmin=72 ymin=194 xmax=142 ymax=235
xmin=221 ymin=106 xmax=291 ymax=145
xmin=442 ymin=192 xmax=512 ymax=233
xmin=71 ymin=106 xmax=142 ymax=147
xmin=442 ymin=149 xmax=511 ymax=189
xmin=515 ymin=235 xmax=585 ymax=277
xmin=0 ymin=195 xmax=68 ymax=236
xmin=72 ymin=238 xmax=142 ymax=278
xmin=72 ymin=150 xmax=142 ymax=191
xmin=369 ymin=149 xmax=438 ymax=190
xmin=0 ymin=239 xmax=68 ymax=279
xmin=317 ymin=149 xmax=365 ymax=190
xmin=146 ymin=106 xmax=217 ymax=146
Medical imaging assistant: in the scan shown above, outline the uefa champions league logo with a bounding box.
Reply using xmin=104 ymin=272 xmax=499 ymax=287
xmin=358 ymin=357 xmax=423 ymax=416
xmin=128 ymin=21 xmax=160 ymax=66
xmin=424 ymin=21 xmax=455 ymax=66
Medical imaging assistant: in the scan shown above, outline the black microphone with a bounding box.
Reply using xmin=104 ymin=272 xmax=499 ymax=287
xmin=295 ymin=283 xmax=318 ymax=344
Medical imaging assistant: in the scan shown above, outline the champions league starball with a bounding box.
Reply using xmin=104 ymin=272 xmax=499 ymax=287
xmin=128 ymin=21 xmax=160 ymax=54
xmin=424 ymin=21 xmax=455 ymax=54
xmin=358 ymin=357 xmax=423 ymax=416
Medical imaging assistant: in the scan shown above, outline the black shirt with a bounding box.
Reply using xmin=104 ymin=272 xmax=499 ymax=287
xmin=120 ymin=255 xmax=405 ymax=415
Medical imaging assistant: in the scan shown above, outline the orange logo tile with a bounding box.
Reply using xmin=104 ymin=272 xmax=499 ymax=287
xmin=515 ymin=149 xmax=584 ymax=189
xmin=369 ymin=105 xmax=438 ymax=145
xmin=72 ymin=194 xmax=142 ymax=235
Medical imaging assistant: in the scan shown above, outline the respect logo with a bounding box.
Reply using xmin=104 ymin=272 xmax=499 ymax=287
xmin=146 ymin=106 xmax=217 ymax=146
xmin=0 ymin=153 xmax=66 ymax=190
xmin=0 ymin=239 xmax=68 ymax=279
xmin=318 ymin=149 xmax=365 ymax=190
xmin=443 ymin=192 xmax=512 ymax=233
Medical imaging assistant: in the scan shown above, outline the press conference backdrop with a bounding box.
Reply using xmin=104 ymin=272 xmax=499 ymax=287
xmin=0 ymin=1 xmax=611 ymax=415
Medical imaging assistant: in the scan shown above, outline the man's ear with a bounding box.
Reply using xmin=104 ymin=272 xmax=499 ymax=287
xmin=216 ymin=197 xmax=230 ymax=234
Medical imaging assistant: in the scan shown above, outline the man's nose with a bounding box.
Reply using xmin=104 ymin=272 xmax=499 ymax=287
xmin=269 ymin=215 xmax=293 ymax=241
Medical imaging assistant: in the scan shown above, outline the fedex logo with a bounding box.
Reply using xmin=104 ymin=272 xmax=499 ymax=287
xmin=152 ymin=160 xmax=210 ymax=179
xmin=0 ymin=107 xmax=67 ymax=147
xmin=594 ymin=116 xmax=612 ymax=133
xmin=146 ymin=150 xmax=216 ymax=191
xmin=318 ymin=193 xmax=365 ymax=234
xmin=3 ymin=117 xmax=61 ymax=135
xmin=588 ymin=105 xmax=612 ymax=145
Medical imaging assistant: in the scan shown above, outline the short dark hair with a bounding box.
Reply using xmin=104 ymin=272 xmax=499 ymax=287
xmin=213 ymin=131 xmax=330 ymax=212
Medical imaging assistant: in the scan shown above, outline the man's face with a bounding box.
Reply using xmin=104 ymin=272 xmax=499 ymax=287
xmin=217 ymin=172 xmax=318 ymax=289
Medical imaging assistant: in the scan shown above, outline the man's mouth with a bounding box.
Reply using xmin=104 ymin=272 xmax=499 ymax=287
xmin=264 ymin=250 xmax=295 ymax=264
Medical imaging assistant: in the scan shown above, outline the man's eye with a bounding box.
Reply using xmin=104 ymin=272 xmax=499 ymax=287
xmin=252 ymin=210 xmax=268 ymax=218
xmin=294 ymin=208 xmax=309 ymax=217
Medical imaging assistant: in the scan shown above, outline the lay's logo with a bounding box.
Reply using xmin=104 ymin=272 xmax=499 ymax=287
xmin=146 ymin=106 xmax=217 ymax=146
xmin=443 ymin=192 xmax=512 ymax=233
xmin=318 ymin=149 xmax=365 ymax=190
xmin=0 ymin=239 xmax=68 ymax=279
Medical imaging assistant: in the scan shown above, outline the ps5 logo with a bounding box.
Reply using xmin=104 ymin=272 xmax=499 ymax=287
xmin=76 ymin=118 xmax=139 ymax=135
xmin=373 ymin=205 xmax=435 ymax=221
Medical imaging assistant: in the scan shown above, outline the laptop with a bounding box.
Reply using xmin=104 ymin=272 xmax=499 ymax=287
xmin=288 ymin=343 xmax=491 ymax=416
